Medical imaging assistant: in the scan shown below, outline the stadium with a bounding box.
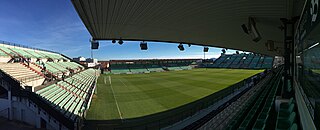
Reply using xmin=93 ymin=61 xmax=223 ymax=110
xmin=0 ymin=0 xmax=318 ymax=130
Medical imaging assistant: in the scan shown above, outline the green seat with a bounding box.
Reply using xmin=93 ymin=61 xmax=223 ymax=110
xmin=286 ymin=80 xmax=292 ymax=92
xmin=289 ymin=123 xmax=298 ymax=130
xmin=280 ymin=98 xmax=294 ymax=109
xmin=58 ymin=94 xmax=73 ymax=109
xmin=53 ymin=91 xmax=67 ymax=104
xmin=277 ymin=112 xmax=296 ymax=129
xmin=258 ymin=113 xmax=268 ymax=120
xmin=239 ymin=119 xmax=250 ymax=129
xmin=253 ymin=120 xmax=266 ymax=130
xmin=279 ymin=104 xmax=294 ymax=118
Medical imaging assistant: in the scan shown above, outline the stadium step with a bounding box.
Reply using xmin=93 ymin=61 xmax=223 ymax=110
xmin=34 ymin=68 xmax=97 ymax=121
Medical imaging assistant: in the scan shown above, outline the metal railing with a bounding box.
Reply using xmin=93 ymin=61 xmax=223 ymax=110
xmin=0 ymin=40 xmax=59 ymax=54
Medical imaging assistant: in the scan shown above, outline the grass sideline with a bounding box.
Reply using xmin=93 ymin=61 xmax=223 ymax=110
xmin=86 ymin=68 xmax=263 ymax=120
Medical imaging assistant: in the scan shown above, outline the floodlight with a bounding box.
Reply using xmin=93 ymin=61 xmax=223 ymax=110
xmin=118 ymin=39 xmax=123 ymax=45
xmin=178 ymin=43 xmax=184 ymax=51
xmin=90 ymin=39 xmax=99 ymax=49
xmin=140 ymin=41 xmax=148 ymax=50
xmin=242 ymin=17 xmax=262 ymax=42
xmin=222 ymin=49 xmax=226 ymax=54
xmin=204 ymin=47 xmax=209 ymax=52
xmin=112 ymin=39 xmax=116 ymax=43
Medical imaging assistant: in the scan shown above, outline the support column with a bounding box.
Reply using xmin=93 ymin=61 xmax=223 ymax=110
xmin=8 ymin=90 xmax=12 ymax=120
xmin=280 ymin=17 xmax=298 ymax=97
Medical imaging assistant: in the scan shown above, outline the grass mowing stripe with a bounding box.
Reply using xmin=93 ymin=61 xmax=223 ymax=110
xmin=120 ymin=75 xmax=169 ymax=114
xmin=108 ymin=76 xmax=123 ymax=119
xmin=137 ymin=73 xmax=207 ymax=99
xmin=118 ymin=79 xmax=128 ymax=87
xmin=135 ymin=74 xmax=197 ymax=109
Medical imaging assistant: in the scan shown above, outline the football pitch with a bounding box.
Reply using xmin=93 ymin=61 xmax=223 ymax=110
xmin=86 ymin=68 xmax=263 ymax=120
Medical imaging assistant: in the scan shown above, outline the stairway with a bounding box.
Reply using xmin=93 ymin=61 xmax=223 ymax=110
xmin=0 ymin=63 xmax=45 ymax=88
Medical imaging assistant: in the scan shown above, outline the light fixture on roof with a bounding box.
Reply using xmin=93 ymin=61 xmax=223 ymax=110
xmin=111 ymin=39 xmax=116 ymax=43
xmin=90 ymin=38 xmax=99 ymax=49
xmin=188 ymin=44 xmax=191 ymax=47
xmin=203 ymin=47 xmax=209 ymax=52
xmin=118 ymin=39 xmax=123 ymax=45
xmin=242 ymin=17 xmax=262 ymax=42
xmin=140 ymin=41 xmax=148 ymax=50
xmin=221 ymin=49 xmax=226 ymax=54
xmin=178 ymin=43 xmax=184 ymax=51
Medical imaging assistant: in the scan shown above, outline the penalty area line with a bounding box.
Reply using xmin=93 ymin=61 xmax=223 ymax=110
xmin=109 ymin=76 xmax=123 ymax=119
xmin=104 ymin=76 xmax=107 ymax=84
xmin=109 ymin=76 xmax=112 ymax=85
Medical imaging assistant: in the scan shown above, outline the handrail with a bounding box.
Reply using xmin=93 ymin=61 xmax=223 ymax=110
xmin=19 ymin=62 xmax=47 ymax=78
xmin=46 ymin=62 xmax=67 ymax=73
xmin=22 ymin=50 xmax=39 ymax=58
xmin=31 ymin=62 xmax=58 ymax=79
xmin=56 ymin=83 xmax=84 ymax=101
xmin=64 ymin=79 xmax=88 ymax=95
xmin=8 ymin=48 xmax=28 ymax=61
xmin=0 ymin=48 xmax=14 ymax=58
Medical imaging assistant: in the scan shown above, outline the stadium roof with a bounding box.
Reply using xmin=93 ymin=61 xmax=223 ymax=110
xmin=71 ymin=0 xmax=303 ymax=56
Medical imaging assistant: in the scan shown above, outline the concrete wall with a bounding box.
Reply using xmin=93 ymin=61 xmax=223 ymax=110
xmin=10 ymin=96 xmax=70 ymax=130
xmin=0 ymin=57 xmax=11 ymax=63
xmin=25 ymin=78 xmax=45 ymax=91
xmin=0 ymin=98 xmax=10 ymax=118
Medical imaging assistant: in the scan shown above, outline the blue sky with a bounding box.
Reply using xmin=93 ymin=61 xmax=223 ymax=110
xmin=0 ymin=0 xmax=239 ymax=60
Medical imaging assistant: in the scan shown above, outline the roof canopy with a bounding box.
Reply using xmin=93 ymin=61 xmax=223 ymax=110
xmin=71 ymin=0 xmax=303 ymax=56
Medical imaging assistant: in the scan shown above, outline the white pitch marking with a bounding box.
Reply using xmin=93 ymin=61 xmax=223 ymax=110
xmin=109 ymin=76 xmax=123 ymax=119
xmin=104 ymin=76 xmax=107 ymax=84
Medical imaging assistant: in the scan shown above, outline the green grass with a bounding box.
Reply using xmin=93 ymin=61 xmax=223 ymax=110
xmin=86 ymin=68 xmax=263 ymax=120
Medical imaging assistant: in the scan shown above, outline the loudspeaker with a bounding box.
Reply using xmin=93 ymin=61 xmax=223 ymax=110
xmin=140 ymin=42 xmax=148 ymax=50
xmin=112 ymin=39 xmax=116 ymax=43
xmin=222 ymin=49 xmax=226 ymax=54
xmin=91 ymin=41 xmax=99 ymax=49
xmin=178 ymin=44 xmax=184 ymax=51
xmin=203 ymin=47 xmax=209 ymax=52
xmin=241 ymin=24 xmax=249 ymax=34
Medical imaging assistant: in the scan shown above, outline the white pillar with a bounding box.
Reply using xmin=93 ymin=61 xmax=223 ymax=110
xmin=8 ymin=90 xmax=12 ymax=120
